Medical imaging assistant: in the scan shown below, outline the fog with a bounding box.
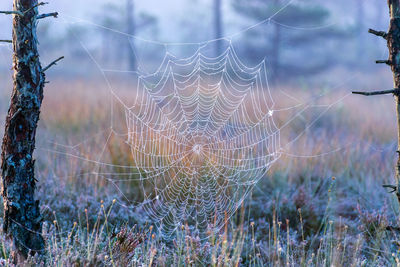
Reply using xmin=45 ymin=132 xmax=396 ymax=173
xmin=0 ymin=0 xmax=234 ymax=43
xmin=0 ymin=0 xmax=392 ymax=86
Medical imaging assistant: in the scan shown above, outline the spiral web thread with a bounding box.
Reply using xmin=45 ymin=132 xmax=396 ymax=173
xmin=117 ymin=42 xmax=280 ymax=237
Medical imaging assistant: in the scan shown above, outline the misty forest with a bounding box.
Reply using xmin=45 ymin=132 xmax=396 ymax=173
xmin=1 ymin=0 xmax=400 ymax=266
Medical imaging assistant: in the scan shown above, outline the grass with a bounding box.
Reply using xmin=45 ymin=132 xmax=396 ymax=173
xmin=1 ymin=70 xmax=400 ymax=266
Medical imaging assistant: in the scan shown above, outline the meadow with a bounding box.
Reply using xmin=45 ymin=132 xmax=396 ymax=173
xmin=1 ymin=66 xmax=399 ymax=266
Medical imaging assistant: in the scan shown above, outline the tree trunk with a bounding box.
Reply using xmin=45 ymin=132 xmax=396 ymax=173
xmin=214 ymin=0 xmax=223 ymax=56
xmin=271 ymin=20 xmax=281 ymax=81
xmin=270 ymin=0 xmax=281 ymax=82
xmin=388 ymin=0 xmax=400 ymax=203
xmin=127 ymin=0 xmax=137 ymax=71
xmin=1 ymin=0 xmax=45 ymax=261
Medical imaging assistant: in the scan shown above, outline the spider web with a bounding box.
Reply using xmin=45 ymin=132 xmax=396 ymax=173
xmin=117 ymin=42 xmax=280 ymax=237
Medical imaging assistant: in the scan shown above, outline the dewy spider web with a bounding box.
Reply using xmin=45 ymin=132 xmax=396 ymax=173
xmin=120 ymin=42 xmax=280 ymax=237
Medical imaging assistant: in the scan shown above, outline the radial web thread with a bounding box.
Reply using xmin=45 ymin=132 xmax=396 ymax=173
xmin=122 ymin=43 xmax=281 ymax=237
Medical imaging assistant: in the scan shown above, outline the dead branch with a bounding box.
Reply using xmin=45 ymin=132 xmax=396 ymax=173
xmin=42 ymin=56 xmax=64 ymax=72
xmin=376 ymin=60 xmax=392 ymax=65
xmin=383 ymin=184 xmax=397 ymax=193
xmin=36 ymin=12 xmax=58 ymax=20
xmin=24 ymin=2 xmax=47 ymax=15
xmin=368 ymin=28 xmax=388 ymax=39
xmin=352 ymin=89 xmax=400 ymax=96
xmin=0 ymin=2 xmax=47 ymax=17
xmin=0 ymin=10 xmax=23 ymax=16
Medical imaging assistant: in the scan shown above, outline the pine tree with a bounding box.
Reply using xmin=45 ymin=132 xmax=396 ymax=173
xmin=233 ymin=0 xmax=347 ymax=80
xmin=100 ymin=0 xmax=157 ymax=71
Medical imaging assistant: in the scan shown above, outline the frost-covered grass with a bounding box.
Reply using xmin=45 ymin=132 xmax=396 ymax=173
xmin=1 ymin=73 xmax=400 ymax=266
xmin=0 ymin=180 xmax=398 ymax=266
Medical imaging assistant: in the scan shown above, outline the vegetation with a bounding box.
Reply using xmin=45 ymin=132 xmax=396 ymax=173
xmin=0 ymin=75 xmax=398 ymax=265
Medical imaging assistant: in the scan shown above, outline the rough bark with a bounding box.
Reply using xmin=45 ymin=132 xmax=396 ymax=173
xmin=214 ymin=0 xmax=223 ymax=56
xmin=388 ymin=0 xmax=400 ymax=203
xmin=126 ymin=0 xmax=137 ymax=71
xmin=1 ymin=0 xmax=45 ymax=260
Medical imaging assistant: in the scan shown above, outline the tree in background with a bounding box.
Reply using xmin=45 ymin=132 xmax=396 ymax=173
xmin=98 ymin=3 xmax=125 ymax=65
xmin=214 ymin=0 xmax=224 ymax=56
xmin=126 ymin=0 xmax=157 ymax=71
xmin=233 ymin=0 xmax=349 ymax=81
xmin=98 ymin=1 xmax=157 ymax=71
xmin=355 ymin=0 xmax=365 ymax=59
xmin=126 ymin=0 xmax=136 ymax=71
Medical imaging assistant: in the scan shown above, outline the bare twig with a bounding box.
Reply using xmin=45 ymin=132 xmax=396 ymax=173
xmin=24 ymin=2 xmax=47 ymax=15
xmin=383 ymin=184 xmax=397 ymax=193
xmin=352 ymin=88 xmax=400 ymax=96
xmin=368 ymin=28 xmax=388 ymax=39
xmin=0 ymin=2 xmax=47 ymax=17
xmin=42 ymin=56 xmax=64 ymax=72
xmin=0 ymin=40 xmax=12 ymax=43
xmin=376 ymin=59 xmax=392 ymax=65
xmin=0 ymin=10 xmax=23 ymax=16
xmin=36 ymin=12 xmax=58 ymax=20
